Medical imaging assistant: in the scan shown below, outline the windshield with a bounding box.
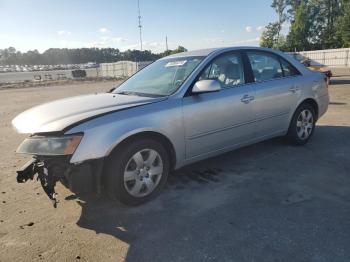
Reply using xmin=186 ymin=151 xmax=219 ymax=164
xmin=113 ymin=56 xmax=204 ymax=97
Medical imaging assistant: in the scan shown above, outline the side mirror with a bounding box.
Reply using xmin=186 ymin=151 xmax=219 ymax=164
xmin=192 ymin=79 xmax=221 ymax=94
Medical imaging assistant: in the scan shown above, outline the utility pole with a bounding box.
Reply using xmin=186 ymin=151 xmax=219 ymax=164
xmin=165 ymin=36 xmax=168 ymax=53
xmin=137 ymin=0 xmax=143 ymax=51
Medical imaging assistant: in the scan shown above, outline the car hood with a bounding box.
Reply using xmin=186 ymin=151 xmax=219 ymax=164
xmin=12 ymin=93 xmax=166 ymax=134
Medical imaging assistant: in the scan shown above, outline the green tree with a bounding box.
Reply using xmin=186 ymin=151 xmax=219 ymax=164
xmin=271 ymin=0 xmax=288 ymax=39
xmin=260 ymin=22 xmax=281 ymax=48
xmin=287 ymin=0 xmax=343 ymax=50
xmin=0 ymin=46 xmax=188 ymax=65
xmin=317 ymin=0 xmax=343 ymax=48
xmin=337 ymin=0 xmax=350 ymax=47
xmin=286 ymin=0 xmax=307 ymax=19
xmin=260 ymin=1 xmax=288 ymax=50
xmin=286 ymin=0 xmax=313 ymax=51
xmin=170 ymin=46 xmax=188 ymax=55
xmin=262 ymin=0 xmax=347 ymax=51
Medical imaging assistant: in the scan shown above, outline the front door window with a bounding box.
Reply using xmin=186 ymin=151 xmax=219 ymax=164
xmin=199 ymin=53 xmax=245 ymax=88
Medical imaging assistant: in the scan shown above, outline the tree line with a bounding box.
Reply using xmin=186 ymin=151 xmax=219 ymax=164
xmin=0 ymin=46 xmax=188 ymax=65
xmin=260 ymin=0 xmax=350 ymax=51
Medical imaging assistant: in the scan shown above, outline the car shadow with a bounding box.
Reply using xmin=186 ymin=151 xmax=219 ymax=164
xmin=329 ymin=102 xmax=347 ymax=105
xmin=73 ymin=125 xmax=350 ymax=262
xmin=330 ymin=78 xmax=350 ymax=85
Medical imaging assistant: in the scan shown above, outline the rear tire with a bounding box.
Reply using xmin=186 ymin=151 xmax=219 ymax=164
xmin=287 ymin=103 xmax=316 ymax=145
xmin=105 ymin=138 xmax=170 ymax=206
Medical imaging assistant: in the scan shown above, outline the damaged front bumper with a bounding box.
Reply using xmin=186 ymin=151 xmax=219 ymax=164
xmin=16 ymin=156 xmax=103 ymax=207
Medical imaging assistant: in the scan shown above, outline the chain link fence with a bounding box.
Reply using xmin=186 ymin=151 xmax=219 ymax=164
xmin=99 ymin=61 xmax=152 ymax=78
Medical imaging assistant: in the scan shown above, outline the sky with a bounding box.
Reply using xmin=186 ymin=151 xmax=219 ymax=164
xmin=0 ymin=0 xmax=287 ymax=53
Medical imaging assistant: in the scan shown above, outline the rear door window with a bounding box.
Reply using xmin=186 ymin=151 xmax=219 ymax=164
xmin=247 ymin=52 xmax=283 ymax=82
xmin=280 ymin=59 xmax=300 ymax=77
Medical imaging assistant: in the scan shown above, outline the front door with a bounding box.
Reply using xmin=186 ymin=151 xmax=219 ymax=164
xmin=182 ymin=52 xmax=255 ymax=158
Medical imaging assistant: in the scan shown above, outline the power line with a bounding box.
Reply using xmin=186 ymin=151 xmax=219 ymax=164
xmin=137 ymin=0 xmax=143 ymax=51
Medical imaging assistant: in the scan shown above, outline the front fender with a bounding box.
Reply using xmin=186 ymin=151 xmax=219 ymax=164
xmin=65 ymin=99 xmax=185 ymax=166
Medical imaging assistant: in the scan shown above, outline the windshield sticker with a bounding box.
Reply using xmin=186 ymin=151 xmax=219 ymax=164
xmin=165 ymin=60 xmax=187 ymax=67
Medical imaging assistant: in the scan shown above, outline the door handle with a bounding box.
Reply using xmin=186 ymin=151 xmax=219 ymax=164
xmin=241 ymin=94 xmax=254 ymax=104
xmin=289 ymin=86 xmax=300 ymax=93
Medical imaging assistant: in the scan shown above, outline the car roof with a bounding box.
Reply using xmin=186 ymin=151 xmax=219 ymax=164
xmin=163 ymin=46 xmax=312 ymax=79
xmin=164 ymin=48 xmax=218 ymax=58
xmin=163 ymin=46 xmax=285 ymax=59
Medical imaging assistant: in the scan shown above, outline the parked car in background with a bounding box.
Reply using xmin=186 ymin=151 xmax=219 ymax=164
xmin=13 ymin=47 xmax=329 ymax=207
xmin=85 ymin=62 xmax=99 ymax=68
xmin=289 ymin=53 xmax=332 ymax=85
xmin=0 ymin=63 xmax=94 ymax=73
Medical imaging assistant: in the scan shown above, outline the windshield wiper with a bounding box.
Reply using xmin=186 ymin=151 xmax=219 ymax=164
xmin=115 ymin=91 xmax=165 ymax=98
xmin=115 ymin=91 xmax=144 ymax=96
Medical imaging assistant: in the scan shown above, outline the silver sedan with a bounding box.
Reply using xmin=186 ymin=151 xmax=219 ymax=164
xmin=13 ymin=47 xmax=329 ymax=206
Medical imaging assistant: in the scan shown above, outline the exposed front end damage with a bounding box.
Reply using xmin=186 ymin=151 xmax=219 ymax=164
xmin=16 ymin=156 xmax=103 ymax=208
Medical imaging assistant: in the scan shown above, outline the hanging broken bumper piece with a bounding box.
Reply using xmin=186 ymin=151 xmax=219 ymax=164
xmin=16 ymin=159 xmax=59 ymax=208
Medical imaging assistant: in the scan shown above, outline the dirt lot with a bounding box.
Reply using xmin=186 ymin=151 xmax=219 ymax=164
xmin=0 ymin=78 xmax=350 ymax=262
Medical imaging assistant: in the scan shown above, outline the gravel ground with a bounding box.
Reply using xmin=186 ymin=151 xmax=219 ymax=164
xmin=0 ymin=78 xmax=350 ymax=262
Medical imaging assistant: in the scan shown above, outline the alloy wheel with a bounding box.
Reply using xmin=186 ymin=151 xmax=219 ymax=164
xmin=296 ymin=109 xmax=314 ymax=140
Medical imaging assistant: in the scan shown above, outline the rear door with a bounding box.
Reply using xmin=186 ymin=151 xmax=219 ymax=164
xmin=182 ymin=52 xmax=255 ymax=158
xmin=245 ymin=51 xmax=301 ymax=138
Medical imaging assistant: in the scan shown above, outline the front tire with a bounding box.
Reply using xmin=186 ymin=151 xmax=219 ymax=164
xmin=287 ymin=103 xmax=316 ymax=145
xmin=105 ymin=138 xmax=170 ymax=206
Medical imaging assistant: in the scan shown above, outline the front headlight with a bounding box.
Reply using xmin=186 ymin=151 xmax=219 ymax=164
xmin=16 ymin=134 xmax=83 ymax=156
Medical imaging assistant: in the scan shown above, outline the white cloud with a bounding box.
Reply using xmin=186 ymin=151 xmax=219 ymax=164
xmin=86 ymin=41 xmax=107 ymax=48
xmin=58 ymin=39 xmax=86 ymax=49
xmin=57 ymin=30 xmax=71 ymax=36
xmin=112 ymin=37 xmax=128 ymax=43
xmin=85 ymin=39 xmax=162 ymax=52
xmin=232 ymin=37 xmax=260 ymax=45
xmin=83 ymin=35 xmax=129 ymax=49
xmin=99 ymin=27 xmax=110 ymax=33
xmin=100 ymin=36 xmax=110 ymax=41
xmin=245 ymin=26 xmax=267 ymax=33
xmin=245 ymin=26 xmax=253 ymax=33
xmin=203 ymin=37 xmax=225 ymax=44
xmin=256 ymin=26 xmax=265 ymax=32
xmin=120 ymin=41 xmax=174 ymax=53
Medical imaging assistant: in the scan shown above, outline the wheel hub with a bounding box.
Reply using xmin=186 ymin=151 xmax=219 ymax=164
xmin=123 ymin=149 xmax=163 ymax=197
xmin=138 ymin=167 xmax=149 ymax=178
